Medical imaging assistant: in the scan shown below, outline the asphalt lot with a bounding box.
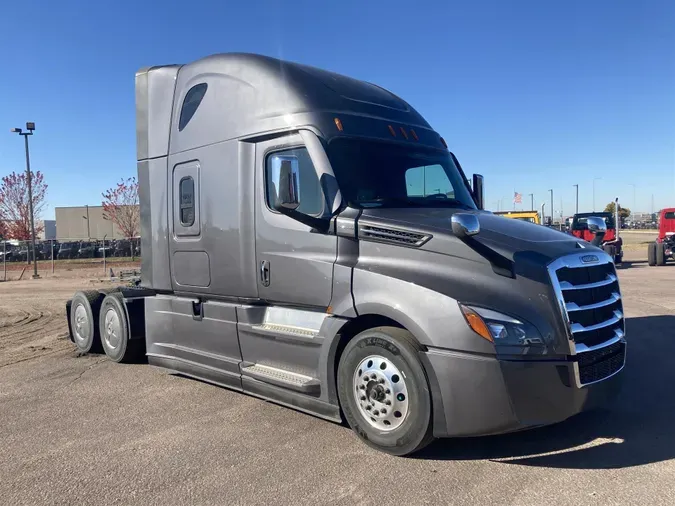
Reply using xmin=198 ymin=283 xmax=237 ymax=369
xmin=1 ymin=250 xmax=674 ymax=505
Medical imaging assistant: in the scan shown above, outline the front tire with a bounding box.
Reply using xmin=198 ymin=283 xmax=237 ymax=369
xmin=656 ymin=243 xmax=667 ymax=266
xmin=337 ymin=326 xmax=434 ymax=456
xmin=99 ymin=293 xmax=143 ymax=363
xmin=648 ymin=243 xmax=657 ymax=266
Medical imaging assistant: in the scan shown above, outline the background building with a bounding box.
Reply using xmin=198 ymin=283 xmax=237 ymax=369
xmin=55 ymin=205 xmax=132 ymax=240
xmin=38 ymin=220 xmax=56 ymax=240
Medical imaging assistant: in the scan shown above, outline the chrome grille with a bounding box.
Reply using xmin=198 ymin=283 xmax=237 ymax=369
xmin=548 ymin=252 xmax=626 ymax=386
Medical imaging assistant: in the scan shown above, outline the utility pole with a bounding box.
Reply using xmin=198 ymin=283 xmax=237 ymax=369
xmin=528 ymin=193 xmax=534 ymax=211
xmin=549 ymin=189 xmax=553 ymax=226
xmin=10 ymin=122 xmax=39 ymax=279
xmin=573 ymin=184 xmax=579 ymax=214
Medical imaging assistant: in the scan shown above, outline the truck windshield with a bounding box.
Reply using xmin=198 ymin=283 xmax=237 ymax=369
xmin=326 ymin=138 xmax=477 ymax=209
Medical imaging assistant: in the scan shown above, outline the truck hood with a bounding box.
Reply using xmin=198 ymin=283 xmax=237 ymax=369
xmin=359 ymin=208 xmax=592 ymax=264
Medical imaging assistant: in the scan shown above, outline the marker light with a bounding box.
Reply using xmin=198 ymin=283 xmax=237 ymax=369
xmin=334 ymin=117 xmax=343 ymax=131
xmin=459 ymin=305 xmax=493 ymax=342
xmin=410 ymin=129 xmax=419 ymax=141
xmin=399 ymin=127 xmax=408 ymax=140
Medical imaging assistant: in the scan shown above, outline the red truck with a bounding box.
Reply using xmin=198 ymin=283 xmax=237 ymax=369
xmin=570 ymin=212 xmax=623 ymax=264
xmin=647 ymin=208 xmax=675 ymax=266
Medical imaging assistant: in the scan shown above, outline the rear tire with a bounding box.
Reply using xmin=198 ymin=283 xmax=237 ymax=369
xmin=99 ymin=293 xmax=144 ymax=363
xmin=603 ymin=244 xmax=616 ymax=260
xmin=648 ymin=243 xmax=657 ymax=266
xmin=656 ymin=243 xmax=667 ymax=266
xmin=70 ymin=291 xmax=105 ymax=354
xmin=337 ymin=326 xmax=434 ymax=456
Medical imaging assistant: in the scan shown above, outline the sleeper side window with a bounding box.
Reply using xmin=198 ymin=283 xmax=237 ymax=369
xmin=265 ymin=147 xmax=324 ymax=216
xmin=178 ymin=83 xmax=208 ymax=131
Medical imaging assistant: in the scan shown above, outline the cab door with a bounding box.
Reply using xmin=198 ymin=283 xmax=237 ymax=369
xmin=254 ymin=133 xmax=337 ymax=308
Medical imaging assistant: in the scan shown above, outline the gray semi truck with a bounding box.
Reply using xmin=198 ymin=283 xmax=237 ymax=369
xmin=66 ymin=53 xmax=626 ymax=456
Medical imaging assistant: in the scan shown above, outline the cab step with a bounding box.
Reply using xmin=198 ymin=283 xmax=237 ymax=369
xmin=241 ymin=364 xmax=320 ymax=394
xmin=250 ymin=323 xmax=322 ymax=345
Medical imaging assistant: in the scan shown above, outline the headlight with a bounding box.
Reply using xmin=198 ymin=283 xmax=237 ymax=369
xmin=459 ymin=304 xmax=544 ymax=347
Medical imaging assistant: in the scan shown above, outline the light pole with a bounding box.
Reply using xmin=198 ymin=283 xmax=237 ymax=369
xmin=528 ymin=193 xmax=534 ymax=211
xmin=593 ymin=177 xmax=602 ymax=212
xmin=10 ymin=122 xmax=39 ymax=279
xmin=573 ymin=184 xmax=579 ymax=214
xmin=82 ymin=205 xmax=90 ymax=239
xmin=549 ymin=189 xmax=553 ymax=225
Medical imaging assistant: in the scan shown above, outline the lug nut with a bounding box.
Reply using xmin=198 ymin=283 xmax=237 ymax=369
xmin=385 ymin=400 xmax=391 ymax=405
xmin=371 ymin=374 xmax=377 ymax=380
xmin=381 ymin=409 xmax=387 ymax=414
xmin=373 ymin=410 xmax=379 ymax=415
xmin=365 ymin=405 xmax=371 ymax=411
xmin=385 ymin=389 xmax=390 ymax=394
xmin=379 ymin=378 xmax=385 ymax=384
xmin=360 ymin=396 xmax=366 ymax=401
xmin=359 ymin=385 xmax=365 ymax=390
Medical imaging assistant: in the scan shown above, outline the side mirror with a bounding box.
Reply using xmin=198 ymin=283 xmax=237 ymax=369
xmin=270 ymin=155 xmax=300 ymax=211
xmin=472 ymin=174 xmax=484 ymax=210
xmin=587 ymin=216 xmax=607 ymax=234
xmin=587 ymin=216 xmax=607 ymax=246
xmin=451 ymin=213 xmax=480 ymax=239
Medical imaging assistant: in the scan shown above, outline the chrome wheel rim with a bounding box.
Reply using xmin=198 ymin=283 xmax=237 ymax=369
xmin=352 ymin=355 xmax=409 ymax=431
xmin=73 ymin=304 xmax=89 ymax=346
xmin=103 ymin=308 xmax=121 ymax=350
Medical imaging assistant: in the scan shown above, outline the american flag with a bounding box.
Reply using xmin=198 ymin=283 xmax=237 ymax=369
xmin=513 ymin=191 xmax=522 ymax=204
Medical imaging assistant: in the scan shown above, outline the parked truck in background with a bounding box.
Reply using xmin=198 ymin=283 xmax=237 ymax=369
xmin=647 ymin=208 xmax=675 ymax=266
xmin=570 ymin=211 xmax=623 ymax=264
xmin=493 ymin=210 xmax=541 ymax=224
xmin=65 ymin=53 xmax=626 ymax=456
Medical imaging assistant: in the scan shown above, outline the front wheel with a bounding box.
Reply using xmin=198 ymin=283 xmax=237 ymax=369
xmin=656 ymin=242 xmax=667 ymax=266
xmin=648 ymin=243 xmax=657 ymax=266
xmin=337 ymin=327 xmax=434 ymax=456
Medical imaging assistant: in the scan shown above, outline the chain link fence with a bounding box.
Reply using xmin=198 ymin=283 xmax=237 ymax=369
xmin=1 ymin=237 xmax=141 ymax=281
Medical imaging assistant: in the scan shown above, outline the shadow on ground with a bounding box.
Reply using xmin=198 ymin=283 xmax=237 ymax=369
xmin=417 ymin=315 xmax=675 ymax=469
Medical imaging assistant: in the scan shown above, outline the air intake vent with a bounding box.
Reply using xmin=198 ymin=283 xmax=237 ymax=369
xmin=360 ymin=225 xmax=431 ymax=247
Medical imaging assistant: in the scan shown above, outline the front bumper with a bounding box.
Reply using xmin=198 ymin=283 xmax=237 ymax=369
xmin=421 ymin=344 xmax=625 ymax=438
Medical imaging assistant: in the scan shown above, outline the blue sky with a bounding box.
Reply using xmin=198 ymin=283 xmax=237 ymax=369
xmin=0 ymin=0 xmax=673 ymax=220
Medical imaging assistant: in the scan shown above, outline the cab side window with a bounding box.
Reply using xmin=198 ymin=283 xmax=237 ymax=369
xmin=265 ymin=147 xmax=324 ymax=216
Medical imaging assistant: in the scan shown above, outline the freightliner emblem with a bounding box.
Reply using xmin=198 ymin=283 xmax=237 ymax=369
xmin=581 ymin=254 xmax=599 ymax=263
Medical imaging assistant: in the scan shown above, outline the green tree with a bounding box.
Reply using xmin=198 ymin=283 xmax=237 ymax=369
xmin=604 ymin=202 xmax=631 ymax=219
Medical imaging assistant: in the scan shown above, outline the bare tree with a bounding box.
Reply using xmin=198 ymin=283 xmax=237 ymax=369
xmin=0 ymin=170 xmax=47 ymax=240
xmin=102 ymin=177 xmax=140 ymax=259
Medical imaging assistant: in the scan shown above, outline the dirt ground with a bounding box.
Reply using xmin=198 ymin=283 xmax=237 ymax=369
xmin=1 ymin=250 xmax=674 ymax=505
xmin=0 ymin=268 xmax=128 ymax=367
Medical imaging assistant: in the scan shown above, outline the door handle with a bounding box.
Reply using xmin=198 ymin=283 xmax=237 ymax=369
xmin=260 ymin=260 xmax=270 ymax=287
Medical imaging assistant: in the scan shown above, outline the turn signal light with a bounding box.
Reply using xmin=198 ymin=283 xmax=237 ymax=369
xmin=334 ymin=117 xmax=344 ymax=132
xmin=459 ymin=305 xmax=494 ymax=342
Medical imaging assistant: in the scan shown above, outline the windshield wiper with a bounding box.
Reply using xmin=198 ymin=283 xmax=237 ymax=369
xmin=354 ymin=197 xmax=419 ymax=208
xmin=417 ymin=198 xmax=475 ymax=210
xmin=355 ymin=197 xmax=474 ymax=210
